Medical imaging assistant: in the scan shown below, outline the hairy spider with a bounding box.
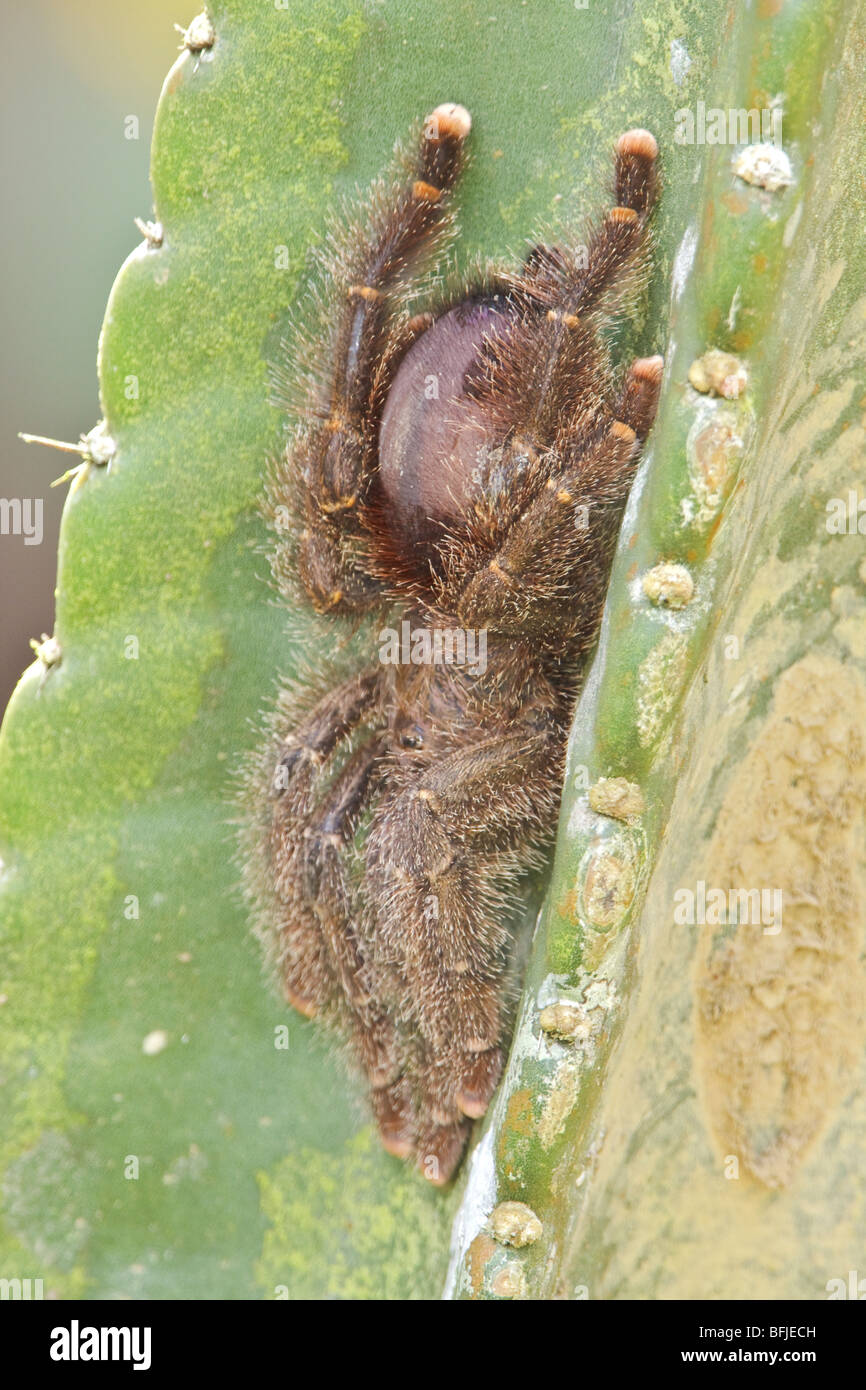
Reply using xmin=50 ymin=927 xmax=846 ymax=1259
xmin=241 ymin=104 xmax=662 ymax=1185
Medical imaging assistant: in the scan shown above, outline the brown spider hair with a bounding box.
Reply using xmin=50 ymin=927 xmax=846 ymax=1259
xmin=240 ymin=105 xmax=662 ymax=1183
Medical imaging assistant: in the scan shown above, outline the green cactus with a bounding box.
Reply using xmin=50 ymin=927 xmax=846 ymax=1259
xmin=1 ymin=0 xmax=863 ymax=1300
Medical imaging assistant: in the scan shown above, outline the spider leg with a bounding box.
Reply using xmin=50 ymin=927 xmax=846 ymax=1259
xmin=615 ymin=353 xmax=664 ymax=441
xmin=296 ymin=734 xmax=420 ymax=1157
xmin=299 ymin=739 xmax=383 ymax=1010
xmin=273 ymin=104 xmax=472 ymax=614
xmin=438 ymin=411 xmax=647 ymax=644
xmin=269 ymin=671 xmax=381 ymax=1016
xmin=463 ymin=130 xmax=659 ymax=451
xmin=366 ymin=723 xmax=562 ymax=1183
xmin=519 ymin=128 xmax=659 ymax=318
xmin=433 ymin=147 xmax=665 ymax=636
xmin=273 ymin=670 xmax=380 ymax=807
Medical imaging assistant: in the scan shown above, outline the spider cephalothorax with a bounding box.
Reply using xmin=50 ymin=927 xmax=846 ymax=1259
xmin=242 ymin=105 xmax=662 ymax=1184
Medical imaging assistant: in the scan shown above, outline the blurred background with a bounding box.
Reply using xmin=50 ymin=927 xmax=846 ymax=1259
xmin=0 ymin=0 xmax=186 ymax=714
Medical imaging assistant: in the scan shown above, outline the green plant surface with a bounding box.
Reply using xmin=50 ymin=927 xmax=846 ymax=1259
xmin=1 ymin=0 xmax=862 ymax=1300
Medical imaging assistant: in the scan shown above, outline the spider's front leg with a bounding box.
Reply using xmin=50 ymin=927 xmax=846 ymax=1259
xmin=272 ymin=103 xmax=472 ymax=614
xmin=442 ymin=380 xmax=660 ymax=646
xmin=463 ymin=127 xmax=660 ymax=451
xmin=517 ymin=128 xmax=659 ymax=326
xmin=366 ymin=716 xmax=564 ymax=1183
xmin=386 ymin=128 xmax=663 ymax=639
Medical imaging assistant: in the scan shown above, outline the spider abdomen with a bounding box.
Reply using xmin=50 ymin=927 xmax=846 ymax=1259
xmin=378 ymin=298 xmax=516 ymax=546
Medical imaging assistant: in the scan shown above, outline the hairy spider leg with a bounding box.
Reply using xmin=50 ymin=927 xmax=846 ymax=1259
xmin=366 ymin=722 xmax=562 ymax=1182
xmin=280 ymin=105 xmax=472 ymax=614
xmin=269 ymin=671 xmax=381 ymax=1016
xmin=432 ymin=132 xmax=661 ymax=643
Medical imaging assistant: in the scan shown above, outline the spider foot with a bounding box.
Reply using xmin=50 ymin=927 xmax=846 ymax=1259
xmin=372 ymin=1078 xmax=416 ymax=1160
xmin=455 ymin=1046 xmax=504 ymax=1119
xmin=417 ymin=1119 xmax=473 ymax=1186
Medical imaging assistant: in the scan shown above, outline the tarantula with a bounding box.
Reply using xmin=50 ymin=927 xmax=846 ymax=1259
xmin=242 ymin=104 xmax=662 ymax=1185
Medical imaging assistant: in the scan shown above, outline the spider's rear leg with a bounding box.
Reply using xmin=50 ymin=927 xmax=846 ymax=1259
xmin=269 ymin=817 xmax=335 ymax=1019
xmin=297 ymin=737 xmax=417 ymax=1138
xmin=370 ymin=1076 xmax=417 ymax=1160
xmin=270 ymin=671 xmax=380 ymax=1017
xmin=273 ymin=670 xmax=380 ymax=807
xmin=300 ymin=740 xmax=383 ymax=1011
xmin=366 ymin=725 xmax=562 ymax=1183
